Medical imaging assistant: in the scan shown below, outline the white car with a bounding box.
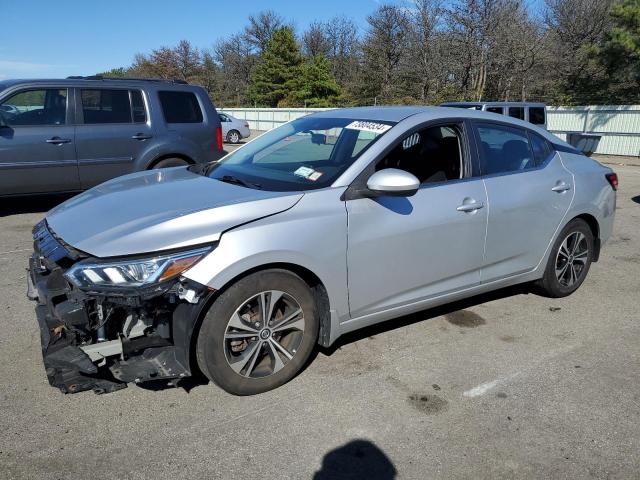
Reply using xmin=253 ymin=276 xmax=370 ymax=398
xmin=219 ymin=112 xmax=251 ymax=144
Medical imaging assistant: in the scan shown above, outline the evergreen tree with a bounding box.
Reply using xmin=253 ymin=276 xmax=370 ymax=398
xmin=249 ymin=27 xmax=303 ymax=107
xmin=283 ymin=55 xmax=342 ymax=107
xmin=598 ymin=0 xmax=640 ymax=102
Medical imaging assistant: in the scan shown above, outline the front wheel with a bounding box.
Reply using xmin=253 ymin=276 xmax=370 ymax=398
xmin=196 ymin=270 xmax=319 ymax=395
xmin=535 ymin=219 xmax=595 ymax=298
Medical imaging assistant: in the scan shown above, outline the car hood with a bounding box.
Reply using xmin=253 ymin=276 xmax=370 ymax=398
xmin=46 ymin=167 xmax=303 ymax=258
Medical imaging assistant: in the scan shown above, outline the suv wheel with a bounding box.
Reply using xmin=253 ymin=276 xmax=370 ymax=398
xmin=152 ymin=157 xmax=189 ymax=169
xmin=535 ymin=219 xmax=594 ymax=298
xmin=227 ymin=130 xmax=241 ymax=144
xmin=196 ymin=269 xmax=319 ymax=395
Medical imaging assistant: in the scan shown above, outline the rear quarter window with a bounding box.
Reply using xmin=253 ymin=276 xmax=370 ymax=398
xmin=529 ymin=107 xmax=546 ymax=125
xmin=159 ymin=91 xmax=203 ymax=123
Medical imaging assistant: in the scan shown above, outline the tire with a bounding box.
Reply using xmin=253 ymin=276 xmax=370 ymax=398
xmin=535 ymin=218 xmax=595 ymax=298
xmin=151 ymin=157 xmax=189 ymax=169
xmin=196 ymin=269 xmax=319 ymax=395
xmin=227 ymin=130 xmax=241 ymax=144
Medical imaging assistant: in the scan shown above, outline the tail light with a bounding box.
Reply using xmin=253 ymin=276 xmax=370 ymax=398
xmin=244 ymin=123 xmax=250 ymax=128
xmin=215 ymin=126 xmax=223 ymax=152
xmin=605 ymin=172 xmax=618 ymax=190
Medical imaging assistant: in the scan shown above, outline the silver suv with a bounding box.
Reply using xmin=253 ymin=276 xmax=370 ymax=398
xmin=0 ymin=76 xmax=224 ymax=196
xmin=27 ymin=107 xmax=616 ymax=396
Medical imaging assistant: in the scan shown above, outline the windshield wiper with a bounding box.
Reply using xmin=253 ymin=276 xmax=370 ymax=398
xmin=219 ymin=175 xmax=262 ymax=189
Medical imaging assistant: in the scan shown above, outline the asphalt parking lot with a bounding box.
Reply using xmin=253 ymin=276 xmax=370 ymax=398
xmin=0 ymin=160 xmax=638 ymax=479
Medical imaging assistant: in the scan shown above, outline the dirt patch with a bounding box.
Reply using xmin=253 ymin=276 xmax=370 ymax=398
xmin=499 ymin=335 xmax=517 ymax=343
xmin=408 ymin=394 xmax=448 ymax=414
xmin=445 ymin=310 xmax=486 ymax=328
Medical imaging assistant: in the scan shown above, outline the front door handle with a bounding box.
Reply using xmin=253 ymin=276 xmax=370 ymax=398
xmin=552 ymin=182 xmax=572 ymax=193
xmin=131 ymin=133 xmax=152 ymax=140
xmin=457 ymin=201 xmax=484 ymax=213
xmin=46 ymin=137 xmax=71 ymax=145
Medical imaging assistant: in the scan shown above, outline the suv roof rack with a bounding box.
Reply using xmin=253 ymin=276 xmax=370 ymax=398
xmin=66 ymin=75 xmax=189 ymax=84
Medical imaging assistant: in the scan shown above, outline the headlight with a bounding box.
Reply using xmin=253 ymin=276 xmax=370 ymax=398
xmin=64 ymin=247 xmax=211 ymax=289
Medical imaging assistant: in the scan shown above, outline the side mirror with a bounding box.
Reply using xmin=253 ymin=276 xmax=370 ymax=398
xmin=366 ymin=168 xmax=420 ymax=197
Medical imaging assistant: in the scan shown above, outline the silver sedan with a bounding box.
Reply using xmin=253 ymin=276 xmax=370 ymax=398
xmin=28 ymin=107 xmax=617 ymax=396
xmin=219 ymin=112 xmax=251 ymax=144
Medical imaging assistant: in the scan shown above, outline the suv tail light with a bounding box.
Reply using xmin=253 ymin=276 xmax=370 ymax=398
xmin=215 ymin=126 xmax=223 ymax=152
xmin=605 ymin=172 xmax=618 ymax=190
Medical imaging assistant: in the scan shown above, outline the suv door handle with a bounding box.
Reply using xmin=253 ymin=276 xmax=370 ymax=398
xmin=552 ymin=182 xmax=572 ymax=193
xmin=131 ymin=133 xmax=152 ymax=140
xmin=46 ymin=137 xmax=71 ymax=145
xmin=457 ymin=201 xmax=484 ymax=213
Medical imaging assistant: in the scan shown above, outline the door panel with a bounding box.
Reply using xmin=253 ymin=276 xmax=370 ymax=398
xmin=481 ymin=153 xmax=573 ymax=282
xmin=0 ymin=87 xmax=78 ymax=195
xmin=347 ymin=180 xmax=488 ymax=318
xmin=0 ymin=126 xmax=78 ymax=195
xmin=75 ymin=88 xmax=152 ymax=189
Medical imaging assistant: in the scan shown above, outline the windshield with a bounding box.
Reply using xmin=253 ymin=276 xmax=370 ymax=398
xmin=208 ymin=116 xmax=395 ymax=191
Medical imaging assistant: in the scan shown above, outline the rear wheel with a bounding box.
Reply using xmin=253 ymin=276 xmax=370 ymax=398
xmin=196 ymin=269 xmax=318 ymax=395
xmin=227 ymin=130 xmax=241 ymax=144
xmin=535 ymin=219 xmax=594 ymax=297
xmin=152 ymin=157 xmax=189 ymax=169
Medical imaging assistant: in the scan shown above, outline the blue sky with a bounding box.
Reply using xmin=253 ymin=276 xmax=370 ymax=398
xmin=0 ymin=0 xmax=544 ymax=79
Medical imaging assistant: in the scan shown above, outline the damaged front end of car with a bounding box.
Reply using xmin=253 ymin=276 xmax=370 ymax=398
xmin=27 ymin=220 xmax=214 ymax=394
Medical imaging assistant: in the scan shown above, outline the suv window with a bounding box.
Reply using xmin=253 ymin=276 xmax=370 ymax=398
xmin=476 ymin=123 xmax=534 ymax=175
xmin=486 ymin=106 xmax=504 ymax=115
xmin=159 ymin=91 xmax=203 ymax=123
xmin=529 ymin=132 xmax=552 ymax=166
xmin=0 ymin=89 xmax=67 ymax=126
xmin=81 ymin=89 xmax=143 ymax=124
xmin=377 ymin=125 xmax=463 ymax=184
xmin=131 ymin=90 xmax=146 ymax=123
xmin=509 ymin=107 xmax=525 ymax=120
xmin=529 ymin=107 xmax=546 ymax=125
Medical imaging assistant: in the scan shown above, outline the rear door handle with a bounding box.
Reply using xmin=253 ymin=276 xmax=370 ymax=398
xmin=552 ymin=182 xmax=572 ymax=193
xmin=131 ymin=133 xmax=152 ymax=140
xmin=457 ymin=201 xmax=484 ymax=213
xmin=46 ymin=137 xmax=71 ymax=145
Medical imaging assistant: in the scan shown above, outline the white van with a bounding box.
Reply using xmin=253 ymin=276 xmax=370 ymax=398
xmin=440 ymin=102 xmax=547 ymax=129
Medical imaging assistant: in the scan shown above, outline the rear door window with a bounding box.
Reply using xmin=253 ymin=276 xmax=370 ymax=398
xmin=475 ymin=123 xmax=535 ymax=175
xmin=529 ymin=107 xmax=546 ymax=125
xmin=159 ymin=91 xmax=203 ymax=123
xmin=486 ymin=106 xmax=504 ymax=115
xmin=81 ymin=89 xmax=134 ymax=124
xmin=0 ymin=89 xmax=67 ymax=126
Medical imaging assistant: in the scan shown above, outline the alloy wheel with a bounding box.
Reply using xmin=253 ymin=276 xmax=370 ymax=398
xmin=229 ymin=131 xmax=240 ymax=143
xmin=555 ymin=231 xmax=589 ymax=287
xmin=223 ymin=290 xmax=305 ymax=378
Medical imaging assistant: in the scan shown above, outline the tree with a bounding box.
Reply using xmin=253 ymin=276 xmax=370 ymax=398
xmin=597 ymin=0 xmax=640 ymax=102
xmin=249 ymin=27 xmax=303 ymax=107
xmin=282 ymin=55 xmax=342 ymax=107
xmin=544 ymin=0 xmax=614 ymax=103
xmin=215 ymin=33 xmax=255 ymax=106
xmin=244 ymin=10 xmax=286 ymax=54
xmin=360 ymin=5 xmax=411 ymax=104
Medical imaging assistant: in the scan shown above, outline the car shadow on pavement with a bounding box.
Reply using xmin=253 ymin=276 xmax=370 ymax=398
xmin=313 ymin=439 xmax=396 ymax=479
xmin=632 ymin=194 xmax=640 ymax=204
xmin=0 ymin=193 xmax=75 ymax=217
xmin=320 ymin=283 xmax=531 ymax=356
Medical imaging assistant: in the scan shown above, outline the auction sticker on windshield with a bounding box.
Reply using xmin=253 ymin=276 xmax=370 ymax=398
xmin=294 ymin=166 xmax=324 ymax=181
xmin=345 ymin=121 xmax=392 ymax=134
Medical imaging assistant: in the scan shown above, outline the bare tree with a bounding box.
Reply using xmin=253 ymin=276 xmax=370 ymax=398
xmin=215 ymin=34 xmax=255 ymax=106
xmin=244 ymin=10 xmax=286 ymax=54
xmin=361 ymin=5 xmax=411 ymax=103
xmin=302 ymin=21 xmax=332 ymax=58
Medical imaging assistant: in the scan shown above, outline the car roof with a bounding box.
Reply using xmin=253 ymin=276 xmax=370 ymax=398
xmin=0 ymin=78 xmax=199 ymax=91
xmin=309 ymin=106 xmax=562 ymax=146
xmin=441 ymin=101 xmax=546 ymax=107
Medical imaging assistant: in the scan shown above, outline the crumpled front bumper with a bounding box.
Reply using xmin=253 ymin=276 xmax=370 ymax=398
xmin=28 ymin=256 xmax=127 ymax=394
xmin=27 ymin=221 xmax=213 ymax=395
